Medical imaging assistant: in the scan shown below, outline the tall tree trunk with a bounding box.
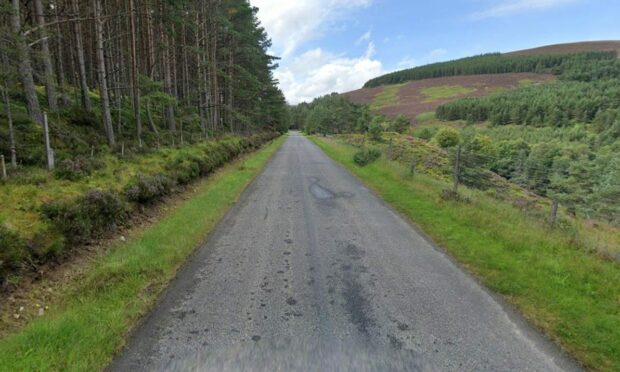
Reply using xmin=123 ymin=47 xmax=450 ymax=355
xmin=34 ymin=0 xmax=58 ymax=111
xmin=92 ymin=0 xmax=115 ymax=146
xmin=228 ymin=39 xmax=234 ymax=133
xmin=160 ymin=11 xmax=176 ymax=132
xmin=129 ymin=0 xmax=142 ymax=147
xmin=1 ymin=84 xmax=17 ymax=167
xmin=52 ymin=0 xmax=69 ymax=106
xmin=181 ymin=22 xmax=190 ymax=105
xmin=195 ymin=11 xmax=207 ymax=138
xmin=146 ymin=100 xmax=158 ymax=135
xmin=145 ymin=0 xmax=156 ymax=78
xmin=71 ymin=0 xmax=92 ymax=112
xmin=171 ymin=24 xmax=178 ymax=99
xmin=10 ymin=0 xmax=43 ymax=125
xmin=210 ymin=26 xmax=220 ymax=131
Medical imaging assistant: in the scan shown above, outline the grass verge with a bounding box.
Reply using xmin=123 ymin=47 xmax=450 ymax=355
xmin=0 ymin=135 xmax=285 ymax=371
xmin=310 ymin=136 xmax=619 ymax=371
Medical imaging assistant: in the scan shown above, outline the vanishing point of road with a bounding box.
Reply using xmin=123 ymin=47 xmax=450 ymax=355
xmin=111 ymin=132 xmax=580 ymax=371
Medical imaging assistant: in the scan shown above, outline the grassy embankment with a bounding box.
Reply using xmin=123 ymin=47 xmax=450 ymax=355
xmin=311 ymin=136 xmax=619 ymax=371
xmin=0 ymin=135 xmax=285 ymax=371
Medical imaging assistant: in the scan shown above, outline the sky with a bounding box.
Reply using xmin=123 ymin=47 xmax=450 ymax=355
xmin=249 ymin=0 xmax=620 ymax=104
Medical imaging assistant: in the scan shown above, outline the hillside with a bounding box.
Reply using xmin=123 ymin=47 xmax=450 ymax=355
xmin=344 ymin=41 xmax=620 ymax=124
xmin=507 ymin=40 xmax=620 ymax=56
xmin=344 ymin=73 xmax=554 ymax=123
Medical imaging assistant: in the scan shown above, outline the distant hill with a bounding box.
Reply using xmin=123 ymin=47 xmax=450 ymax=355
xmin=345 ymin=73 xmax=554 ymax=124
xmin=506 ymin=40 xmax=620 ymax=56
xmin=345 ymin=41 xmax=619 ymax=124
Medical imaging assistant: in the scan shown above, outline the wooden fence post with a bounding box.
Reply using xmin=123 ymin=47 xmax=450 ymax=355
xmin=549 ymin=198 xmax=559 ymax=226
xmin=43 ymin=112 xmax=54 ymax=170
xmin=1 ymin=155 xmax=6 ymax=181
xmin=452 ymin=145 xmax=461 ymax=193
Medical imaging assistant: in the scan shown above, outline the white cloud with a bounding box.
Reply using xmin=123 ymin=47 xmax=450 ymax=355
xmin=397 ymin=56 xmax=417 ymax=69
xmin=356 ymin=31 xmax=372 ymax=45
xmin=396 ymin=48 xmax=448 ymax=70
xmin=251 ymin=0 xmax=372 ymax=57
xmin=471 ymin=0 xmax=580 ymax=20
xmin=275 ymin=43 xmax=384 ymax=104
xmin=428 ymin=48 xmax=448 ymax=58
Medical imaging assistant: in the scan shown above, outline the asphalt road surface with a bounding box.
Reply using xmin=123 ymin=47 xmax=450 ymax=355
xmin=111 ymin=132 xmax=580 ymax=371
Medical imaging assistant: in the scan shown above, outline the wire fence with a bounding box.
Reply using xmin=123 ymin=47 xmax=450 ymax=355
xmin=380 ymin=137 xmax=619 ymax=226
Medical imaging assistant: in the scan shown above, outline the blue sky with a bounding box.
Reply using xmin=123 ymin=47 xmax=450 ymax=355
xmin=250 ymin=0 xmax=620 ymax=103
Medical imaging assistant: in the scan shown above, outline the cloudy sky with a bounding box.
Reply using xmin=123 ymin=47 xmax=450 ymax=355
xmin=250 ymin=0 xmax=620 ymax=104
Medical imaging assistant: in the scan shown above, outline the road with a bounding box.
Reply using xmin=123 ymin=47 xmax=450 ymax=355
xmin=111 ymin=132 xmax=579 ymax=371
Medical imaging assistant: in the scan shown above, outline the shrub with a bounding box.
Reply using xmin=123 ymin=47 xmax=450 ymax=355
xmin=368 ymin=121 xmax=384 ymax=142
xmin=65 ymin=107 xmax=99 ymax=128
xmin=416 ymin=127 xmax=436 ymax=140
xmin=354 ymin=148 xmax=382 ymax=166
xmin=390 ymin=114 xmax=410 ymax=133
xmin=42 ymin=190 xmax=127 ymax=245
xmin=440 ymin=188 xmax=470 ymax=203
xmin=434 ymin=127 xmax=461 ymax=148
xmin=0 ymin=226 xmax=26 ymax=283
xmin=55 ymin=156 xmax=105 ymax=181
xmin=125 ymin=173 xmax=174 ymax=204
xmin=166 ymin=155 xmax=201 ymax=185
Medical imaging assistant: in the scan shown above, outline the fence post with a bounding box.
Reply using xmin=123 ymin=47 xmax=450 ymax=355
xmin=43 ymin=112 xmax=54 ymax=171
xmin=548 ymin=198 xmax=559 ymax=226
xmin=452 ymin=145 xmax=461 ymax=193
xmin=1 ymin=155 xmax=6 ymax=181
xmin=121 ymin=142 xmax=125 ymax=157
xmin=410 ymin=157 xmax=417 ymax=177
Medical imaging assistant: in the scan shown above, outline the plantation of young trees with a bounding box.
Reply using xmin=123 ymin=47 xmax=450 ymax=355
xmin=0 ymin=0 xmax=288 ymax=165
xmin=431 ymin=53 xmax=620 ymax=223
xmin=364 ymin=51 xmax=618 ymax=88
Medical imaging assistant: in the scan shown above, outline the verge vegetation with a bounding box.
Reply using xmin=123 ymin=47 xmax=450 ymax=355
xmin=0 ymin=136 xmax=285 ymax=371
xmin=310 ymin=135 xmax=620 ymax=371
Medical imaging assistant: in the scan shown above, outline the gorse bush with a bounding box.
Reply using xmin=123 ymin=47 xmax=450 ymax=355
xmin=353 ymin=148 xmax=382 ymax=166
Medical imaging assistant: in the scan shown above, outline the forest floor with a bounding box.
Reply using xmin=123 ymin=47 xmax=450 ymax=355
xmin=0 ymin=136 xmax=285 ymax=371
xmin=310 ymin=136 xmax=619 ymax=371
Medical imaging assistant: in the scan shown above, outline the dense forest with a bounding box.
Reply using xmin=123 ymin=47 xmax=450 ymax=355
xmin=0 ymin=0 xmax=288 ymax=284
xmin=0 ymin=0 xmax=288 ymax=165
xmin=291 ymin=93 xmax=409 ymax=136
xmin=363 ymin=51 xmax=618 ymax=87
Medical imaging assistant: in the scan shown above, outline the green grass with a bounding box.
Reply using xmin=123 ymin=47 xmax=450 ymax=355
xmin=519 ymin=79 xmax=535 ymax=86
xmin=371 ymin=84 xmax=406 ymax=109
xmin=0 ymin=136 xmax=285 ymax=371
xmin=421 ymin=85 xmax=476 ymax=102
xmin=414 ymin=111 xmax=436 ymax=122
xmin=310 ymin=136 xmax=620 ymax=372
